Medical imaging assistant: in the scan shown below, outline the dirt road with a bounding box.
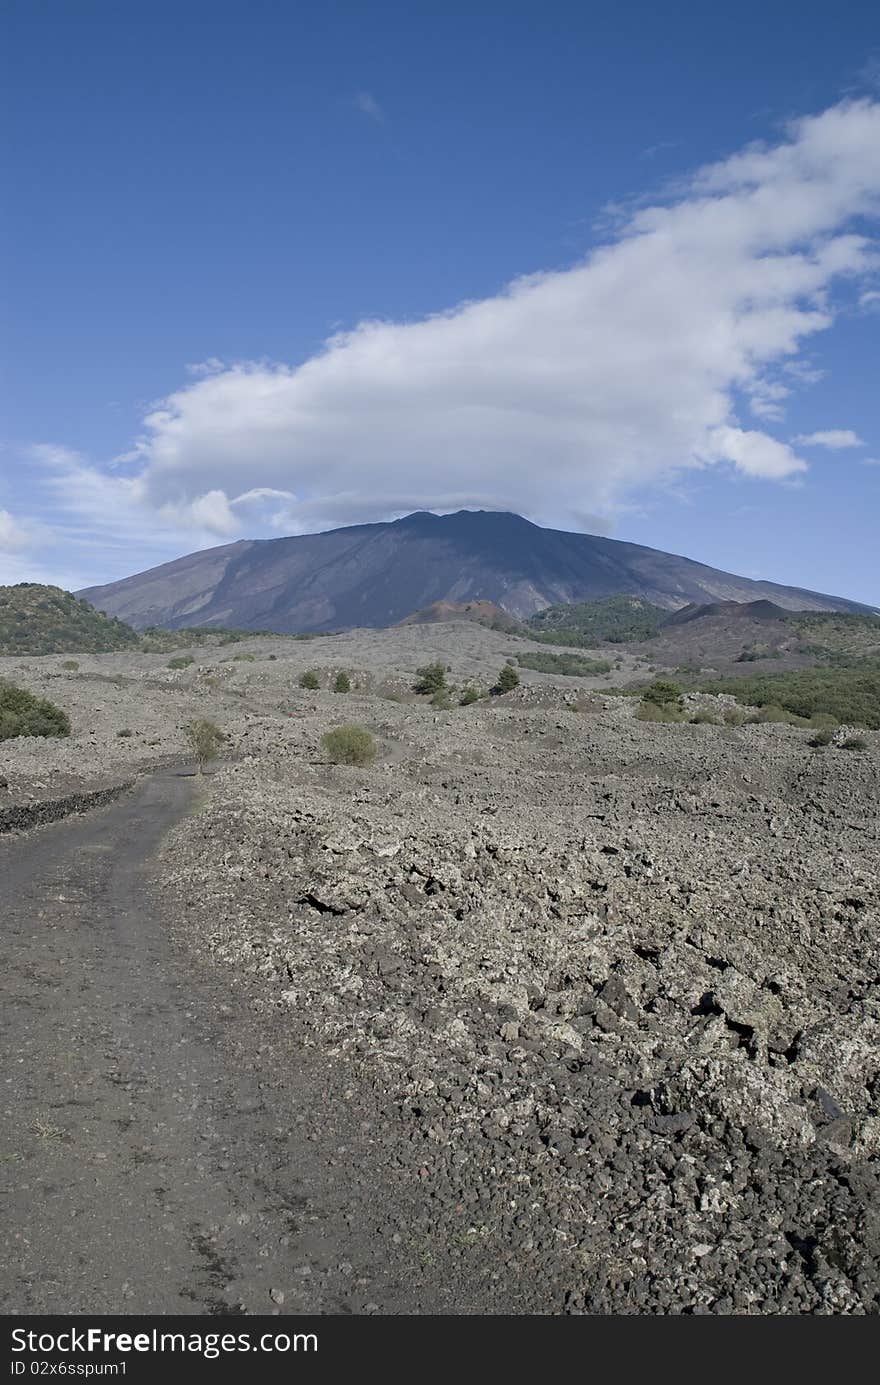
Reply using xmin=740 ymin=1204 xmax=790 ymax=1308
xmin=0 ymin=770 xmax=484 ymax=1315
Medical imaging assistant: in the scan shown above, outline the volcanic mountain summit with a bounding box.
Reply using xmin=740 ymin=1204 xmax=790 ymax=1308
xmin=79 ymin=510 xmax=867 ymax=633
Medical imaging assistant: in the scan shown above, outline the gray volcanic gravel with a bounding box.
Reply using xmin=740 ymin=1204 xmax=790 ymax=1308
xmin=3 ymin=623 xmax=879 ymax=1313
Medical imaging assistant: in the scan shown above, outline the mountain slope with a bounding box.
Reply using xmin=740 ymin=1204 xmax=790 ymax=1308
xmin=78 ymin=510 xmax=868 ymax=633
xmin=0 ymin=583 xmax=140 ymax=654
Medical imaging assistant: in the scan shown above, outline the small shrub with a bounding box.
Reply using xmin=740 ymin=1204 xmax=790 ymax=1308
xmin=750 ymin=704 xmax=797 ymax=725
xmin=642 ymin=679 xmax=682 ymax=707
xmin=492 ymin=663 xmax=520 ymax=695
xmin=459 ymin=687 xmax=480 ymax=705
xmin=841 ymin=736 xmax=868 ymax=751
xmin=690 ymin=710 xmax=718 ymax=724
xmin=413 ymin=662 xmax=446 ymax=694
xmin=168 ymin=655 xmax=194 ymax=670
xmin=322 ymin=723 xmax=377 ymax=765
xmin=233 ymin=653 xmax=256 ymax=662
xmin=299 ymin=670 xmax=320 ymax=690
xmin=333 ymin=671 xmax=351 ymax=693
xmin=808 ymin=728 xmax=834 ymax=748
xmin=430 ymin=688 xmax=454 ymax=709
xmin=636 ymin=699 xmax=687 ymax=723
xmin=723 ymin=706 xmax=746 ymax=726
xmin=117 ymin=728 xmax=133 ymax=738
xmin=0 ymin=678 xmax=71 ymax=741
xmin=61 ymin=659 xmax=79 ymax=671
xmin=183 ymin=718 xmax=226 ymax=772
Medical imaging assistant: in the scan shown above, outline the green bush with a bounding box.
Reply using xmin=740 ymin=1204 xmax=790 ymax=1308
xmin=642 ymin=679 xmax=682 ymax=707
xmin=168 ymin=655 xmax=194 ymax=670
xmin=0 ymin=678 xmax=71 ymax=741
xmin=690 ymin=710 xmax=718 ymax=724
xmin=60 ymin=659 xmax=80 ymax=671
xmin=841 ymin=736 xmax=868 ymax=751
xmin=322 ymin=723 xmax=377 ymax=765
xmin=492 ymin=663 xmax=520 ymax=695
xmin=517 ymin=651 xmax=612 ymax=677
xmin=413 ymin=662 xmax=447 ymax=694
xmin=430 ymin=688 xmax=454 ymax=709
xmin=299 ymin=670 xmax=320 ymax=689
xmin=333 ymin=671 xmax=351 ymax=693
xmin=808 ymin=728 xmax=834 ymax=748
xmin=233 ymin=653 xmax=256 ymax=662
xmin=117 ymin=728 xmax=133 ymax=738
xmin=722 ymin=706 xmax=746 ymax=726
xmin=459 ymin=687 xmax=480 ymax=705
xmin=635 ymin=699 xmax=687 ymax=723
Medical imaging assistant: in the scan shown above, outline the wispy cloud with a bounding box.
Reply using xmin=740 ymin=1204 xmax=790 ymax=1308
xmin=354 ymin=90 xmax=384 ymax=123
xmin=0 ymin=508 xmax=31 ymax=554
xmin=792 ymin=429 xmax=865 ymax=449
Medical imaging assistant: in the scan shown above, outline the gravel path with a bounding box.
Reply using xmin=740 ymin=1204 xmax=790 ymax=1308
xmin=0 ymin=769 xmax=499 ymax=1315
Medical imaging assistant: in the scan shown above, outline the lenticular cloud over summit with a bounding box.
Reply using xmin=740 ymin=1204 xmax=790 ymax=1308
xmin=47 ymin=99 xmax=880 ymax=543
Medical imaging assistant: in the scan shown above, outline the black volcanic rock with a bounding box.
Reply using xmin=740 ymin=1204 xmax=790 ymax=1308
xmin=78 ymin=510 xmax=867 ymax=633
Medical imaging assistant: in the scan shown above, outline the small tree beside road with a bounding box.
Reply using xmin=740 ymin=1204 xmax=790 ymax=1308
xmin=183 ymin=718 xmax=226 ymax=774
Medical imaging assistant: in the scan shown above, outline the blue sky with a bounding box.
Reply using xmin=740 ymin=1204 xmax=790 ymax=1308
xmin=2 ymin=0 xmax=879 ymax=604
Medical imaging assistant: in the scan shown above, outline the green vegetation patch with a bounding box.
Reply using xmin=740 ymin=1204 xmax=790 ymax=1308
xmin=517 ymin=650 xmax=613 ymax=677
xmin=0 ymin=678 xmax=71 ymax=741
xmin=787 ymin=611 xmax=880 ymax=662
xmin=0 ymin=584 xmax=139 ymax=655
xmin=694 ymin=667 xmax=880 ymax=729
xmin=527 ymin=595 xmax=667 ymax=647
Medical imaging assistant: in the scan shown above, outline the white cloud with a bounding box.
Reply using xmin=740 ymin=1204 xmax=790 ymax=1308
xmin=185 ymin=357 xmax=227 ymax=378
xmin=706 ymin=427 xmax=807 ymax=479
xmin=792 ymin=429 xmax=865 ymax=449
xmin=0 ymin=508 xmax=31 ymax=554
xmin=354 ymin=91 xmax=384 ymax=123
xmin=24 ymin=97 xmax=880 ymax=566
